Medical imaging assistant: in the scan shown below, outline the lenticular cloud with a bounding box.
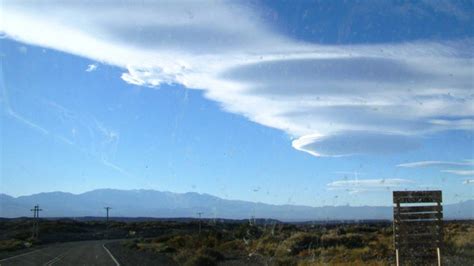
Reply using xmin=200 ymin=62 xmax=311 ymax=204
xmin=2 ymin=0 xmax=473 ymax=156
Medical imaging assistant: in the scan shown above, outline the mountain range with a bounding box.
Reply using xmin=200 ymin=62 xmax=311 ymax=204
xmin=1 ymin=189 xmax=472 ymax=221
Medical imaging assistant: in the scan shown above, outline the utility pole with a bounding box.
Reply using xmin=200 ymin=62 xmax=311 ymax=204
xmin=30 ymin=204 xmax=42 ymax=239
xmin=104 ymin=207 xmax=111 ymax=223
xmin=197 ymin=212 xmax=203 ymax=235
xmin=104 ymin=207 xmax=111 ymax=239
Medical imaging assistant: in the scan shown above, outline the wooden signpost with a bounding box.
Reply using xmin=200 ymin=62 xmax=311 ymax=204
xmin=393 ymin=191 xmax=443 ymax=266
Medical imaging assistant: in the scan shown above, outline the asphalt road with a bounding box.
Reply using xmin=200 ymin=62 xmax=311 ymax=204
xmin=0 ymin=240 xmax=120 ymax=266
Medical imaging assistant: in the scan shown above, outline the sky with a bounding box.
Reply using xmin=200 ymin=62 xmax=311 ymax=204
xmin=1 ymin=0 xmax=473 ymax=207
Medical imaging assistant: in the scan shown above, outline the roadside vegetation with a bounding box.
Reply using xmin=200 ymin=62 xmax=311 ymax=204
xmin=119 ymin=220 xmax=473 ymax=265
xmin=0 ymin=218 xmax=472 ymax=265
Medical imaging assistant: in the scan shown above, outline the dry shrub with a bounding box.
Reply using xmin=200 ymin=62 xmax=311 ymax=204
xmin=0 ymin=239 xmax=25 ymax=252
xmin=275 ymin=232 xmax=321 ymax=256
xmin=320 ymin=233 xmax=365 ymax=249
xmin=177 ymin=247 xmax=224 ymax=266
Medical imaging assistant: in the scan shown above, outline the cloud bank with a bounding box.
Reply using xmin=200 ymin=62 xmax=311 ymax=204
xmin=398 ymin=159 xmax=473 ymax=178
xmin=327 ymin=178 xmax=415 ymax=194
xmin=398 ymin=160 xmax=474 ymax=168
xmin=442 ymin=170 xmax=474 ymax=176
xmin=2 ymin=0 xmax=473 ymax=156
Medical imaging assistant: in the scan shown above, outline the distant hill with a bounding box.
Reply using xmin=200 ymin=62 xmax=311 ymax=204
xmin=1 ymin=189 xmax=472 ymax=221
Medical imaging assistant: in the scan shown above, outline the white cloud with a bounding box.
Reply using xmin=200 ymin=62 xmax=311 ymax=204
xmin=327 ymin=178 xmax=415 ymax=193
xmin=293 ymin=131 xmax=420 ymax=157
xmin=86 ymin=64 xmax=97 ymax=72
xmin=397 ymin=160 xmax=474 ymax=168
xmin=1 ymin=0 xmax=473 ymax=156
xmin=463 ymin=179 xmax=474 ymax=185
xmin=442 ymin=170 xmax=474 ymax=176
xmin=398 ymin=159 xmax=474 ymax=179
xmin=328 ymin=178 xmax=414 ymax=188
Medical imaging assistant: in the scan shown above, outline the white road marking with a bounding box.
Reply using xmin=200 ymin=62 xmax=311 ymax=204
xmin=102 ymin=244 xmax=120 ymax=266
xmin=43 ymin=245 xmax=76 ymax=266
xmin=43 ymin=251 xmax=68 ymax=266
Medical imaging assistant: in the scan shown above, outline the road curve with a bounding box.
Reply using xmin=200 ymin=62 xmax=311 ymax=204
xmin=0 ymin=240 xmax=120 ymax=266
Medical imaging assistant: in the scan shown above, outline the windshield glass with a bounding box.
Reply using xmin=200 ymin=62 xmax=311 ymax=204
xmin=1 ymin=1 xmax=473 ymax=265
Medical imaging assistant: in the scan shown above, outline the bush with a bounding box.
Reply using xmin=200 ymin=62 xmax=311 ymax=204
xmin=198 ymin=247 xmax=224 ymax=261
xmin=276 ymin=232 xmax=320 ymax=256
xmin=0 ymin=239 xmax=25 ymax=252
xmin=219 ymin=239 xmax=246 ymax=254
xmin=168 ymin=235 xmax=190 ymax=248
xmin=273 ymin=256 xmax=297 ymax=266
xmin=175 ymin=247 xmax=223 ymax=266
xmin=153 ymin=243 xmax=177 ymax=253
xmin=123 ymin=239 xmax=139 ymax=249
xmin=320 ymin=233 xmax=365 ymax=249
xmin=235 ymin=223 xmax=262 ymax=239
xmin=184 ymin=255 xmax=217 ymax=266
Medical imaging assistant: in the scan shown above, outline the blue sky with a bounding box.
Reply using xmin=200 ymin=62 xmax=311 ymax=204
xmin=1 ymin=0 xmax=473 ymax=206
